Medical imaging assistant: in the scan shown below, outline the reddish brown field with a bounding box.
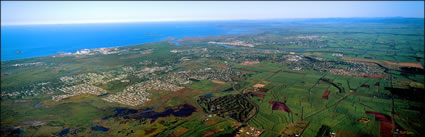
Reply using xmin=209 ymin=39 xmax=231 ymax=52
xmin=360 ymin=84 xmax=370 ymax=88
xmin=336 ymin=130 xmax=358 ymax=137
xmin=365 ymin=111 xmax=405 ymax=137
xmin=257 ymin=88 xmax=269 ymax=93
xmin=366 ymin=73 xmax=386 ymax=78
xmin=203 ymin=130 xmax=218 ymax=137
xmin=322 ymin=90 xmax=330 ymax=100
xmin=204 ymin=119 xmax=219 ymax=126
xmin=172 ymin=127 xmax=189 ymax=137
xmin=252 ymin=93 xmax=265 ymax=98
xmin=269 ymin=101 xmax=291 ymax=112
xmin=144 ymin=128 xmax=157 ymax=136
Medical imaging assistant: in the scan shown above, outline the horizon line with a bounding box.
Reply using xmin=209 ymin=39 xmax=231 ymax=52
xmin=2 ymin=17 xmax=424 ymax=26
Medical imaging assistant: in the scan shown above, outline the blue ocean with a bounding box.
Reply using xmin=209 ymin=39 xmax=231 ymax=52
xmin=1 ymin=21 xmax=253 ymax=61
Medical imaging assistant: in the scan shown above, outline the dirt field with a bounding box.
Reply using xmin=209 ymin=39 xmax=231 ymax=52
xmin=269 ymin=101 xmax=291 ymax=112
xmin=253 ymin=84 xmax=265 ymax=88
xmin=342 ymin=57 xmax=424 ymax=70
xmin=211 ymin=80 xmax=226 ymax=84
xmin=383 ymin=61 xmax=424 ymax=69
xmin=203 ymin=130 xmax=218 ymax=137
xmin=218 ymin=64 xmax=229 ymax=69
xmin=281 ymin=120 xmax=309 ymax=136
xmin=172 ymin=128 xmax=189 ymax=137
xmin=336 ymin=130 xmax=359 ymax=137
xmin=241 ymin=61 xmax=260 ymax=66
xmin=204 ymin=119 xmax=219 ymax=126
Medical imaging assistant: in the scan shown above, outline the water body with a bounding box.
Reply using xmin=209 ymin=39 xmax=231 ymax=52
xmin=97 ymin=93 xmax=110 ymax=97
xmin=91 ymin=126 xmax=109 ymax=132
xmin=131 ymin=104 xmax=196 ymax=122
xmin=202 ymin=93 xmax=213 ymax=98
xmin=104 ymin=104 xmax=196 ymax=122
xmin=11 ymin=128 xmax=24 ymax=135
xmin=102 ymin=107 xmax=138 ymax=120
xmin=59 ymin=128 xmax=70 ymax=135
xmin=33 ymin=102 xmax=40 ymax=108
xmin=1 ymin=21 xmax=254 ymax=61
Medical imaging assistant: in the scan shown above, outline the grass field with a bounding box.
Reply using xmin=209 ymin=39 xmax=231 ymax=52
xmin=1 ymin=18 xmax=424 ymax=137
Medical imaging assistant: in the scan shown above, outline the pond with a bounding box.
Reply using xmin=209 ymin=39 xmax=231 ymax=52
xmin=97 ymin=93 xmax=109 ymax=97
xmin=11 ymin=128 xmax=23 ymax=135
xmin=129 ymin=104 xmax=196 ymax=122
xmin=102 ymin=107 xmax=138 ymax=120
xmin=59 ymin=128 xmax=70 ymax=135
xmin=91 ymin=126 xmax=109 ymax=132
xmin=104 ymin=104 xmax=197 ymax=122
xmin=202 ymin=93 xmax=213 ymax=98
xmin=33 ymin=102 xmax=40 ymax=108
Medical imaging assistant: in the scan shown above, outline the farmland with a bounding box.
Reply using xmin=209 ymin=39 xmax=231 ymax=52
xmin=1 ymin=18 xmax=424 ymax=137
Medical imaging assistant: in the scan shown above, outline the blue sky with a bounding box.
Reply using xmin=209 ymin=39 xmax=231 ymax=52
xmin=1 ymin=1 xmax=424 ymax=25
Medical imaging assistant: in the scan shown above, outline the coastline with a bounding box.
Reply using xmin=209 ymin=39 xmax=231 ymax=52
xmin=1 ymin=40 xmax=166 ymax=62
xmin=1 ymin=21 xmax=255 ymax=62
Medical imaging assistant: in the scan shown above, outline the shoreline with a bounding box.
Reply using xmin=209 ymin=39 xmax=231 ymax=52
xmin=1 ymin=21 xmax=255 ymax=62
xmin=1 ymin=40 xmax=165 ymax=62
xmin=1 ymin=28 xmax=257 ymax=62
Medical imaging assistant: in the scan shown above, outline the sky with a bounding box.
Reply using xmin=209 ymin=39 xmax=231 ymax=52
xmin=1 ymin=1 xmax=424 ymax=25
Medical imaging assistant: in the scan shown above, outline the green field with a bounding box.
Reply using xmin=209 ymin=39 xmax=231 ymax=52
xmin=1 ymin=18 xmax=424 ymax=137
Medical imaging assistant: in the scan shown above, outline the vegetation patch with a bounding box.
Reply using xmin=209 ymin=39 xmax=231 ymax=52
xmin=281 ymin=120 xmax=309 ymax=136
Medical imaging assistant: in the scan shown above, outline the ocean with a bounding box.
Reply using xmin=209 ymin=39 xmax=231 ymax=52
xmin=1 ymin=21 xmax=254 ymax=61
